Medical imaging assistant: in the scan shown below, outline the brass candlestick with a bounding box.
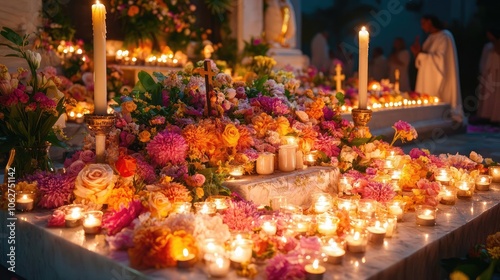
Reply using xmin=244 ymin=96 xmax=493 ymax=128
xmin=351 ymin=108 xmax=372 ymax=138
xmin=85 ymin=114 xmax=116 ymax=163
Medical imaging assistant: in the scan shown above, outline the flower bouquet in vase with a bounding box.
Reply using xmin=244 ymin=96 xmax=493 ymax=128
xmin=0 ymin=27 xmax=66 ymax=179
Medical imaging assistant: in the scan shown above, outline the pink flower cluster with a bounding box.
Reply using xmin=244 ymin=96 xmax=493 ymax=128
xmin=102 ymin=200 xmax=143 ymax=235
xmin=146 ymin=130 xmax=188 ymax=166
xmin=221 ymin=200 xmax=260 ymax=232
xmin=415 ymin=178 xmax=441 ymax=207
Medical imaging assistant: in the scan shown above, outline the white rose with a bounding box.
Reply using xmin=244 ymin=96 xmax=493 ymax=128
xmin=74 ymin=164 xmax=116 ymax=206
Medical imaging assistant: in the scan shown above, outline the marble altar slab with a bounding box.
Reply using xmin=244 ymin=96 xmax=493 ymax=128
xmin=1 ymin=185 xmax=500 ymax=280
xmin=223 ymin=166 xmax=340 ymax=208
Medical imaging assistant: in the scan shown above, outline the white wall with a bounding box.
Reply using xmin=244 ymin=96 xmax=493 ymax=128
xmin=0 ymin=0 xmax=42 ymax=71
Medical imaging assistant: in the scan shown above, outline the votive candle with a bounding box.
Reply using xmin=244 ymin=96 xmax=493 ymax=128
xmin=83 ymin=211 xmax=103 ymax=234
xmin=475 ymin=175 xmax=492 ymax=191
xmin=346 ymin=231 xmax=367 ymax=253
xmin=415 ymin=206 xmax=436 ymax=226
xmin=489 ymin=166 xmax=500 ymax=183
xmin=15 ymin=193 xmax=34 ymax=212
xmin=305 ymin=259 xmax=326 ymax=280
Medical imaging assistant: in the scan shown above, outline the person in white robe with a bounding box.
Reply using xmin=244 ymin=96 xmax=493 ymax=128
xmin=477 ymin=29 xmax=500 ymax=123
xmin=310 ymin=30 xmax=330 ymax=73
xmin=264 ymin=0 xmax=296 ymax=48
xmin=411 ymin=15 xmax=463 ymax=122
xmin=369 ymin=47 xmax=388 ymax=81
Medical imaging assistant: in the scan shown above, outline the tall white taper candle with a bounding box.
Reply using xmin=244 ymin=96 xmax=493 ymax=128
xmin=358 ymin=26 xmax=369 ymax=109
xmin=92 ymin=1 xmax=107 ymax=115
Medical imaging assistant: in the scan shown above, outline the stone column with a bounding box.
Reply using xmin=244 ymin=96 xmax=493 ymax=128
xmin=236 ymin=0 xmax=263 ymax=52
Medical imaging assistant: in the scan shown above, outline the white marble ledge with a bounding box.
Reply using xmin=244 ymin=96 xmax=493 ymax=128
xmin=0 ymin=185 xmax=499 ymax=280
xmin=224 ymin=166 xmax=340 ymax=208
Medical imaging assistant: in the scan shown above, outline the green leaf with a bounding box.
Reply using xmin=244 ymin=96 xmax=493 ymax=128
xmin=336 ymin=92 xmax=345 ymax=106
xmin=0 ymin=27 xmax=24 ymax=46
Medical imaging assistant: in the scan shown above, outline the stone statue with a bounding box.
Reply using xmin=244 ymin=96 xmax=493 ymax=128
xmin=264 ymin=0 xmax=296 ymax=48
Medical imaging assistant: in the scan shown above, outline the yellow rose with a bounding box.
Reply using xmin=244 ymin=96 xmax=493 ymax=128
xmin=221 ymin=124 xmax=240 ymax=147
xmin=74 ymin=164 xmax=116 ymax=207
xmin=195 ymin=187 xmax=204 ymax=199
xmin=138 ymin=130 xmax=151 ymax=143
xmin=148 ymin=192 xmax=171 ymax=218
xmin=121 ymin=101 xmax=137 ymax=113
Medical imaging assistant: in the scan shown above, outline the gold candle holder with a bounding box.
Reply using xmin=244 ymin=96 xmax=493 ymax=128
xmin=85 ymin=114 xmax=116 ymax=163
xmin=351 ymin=108 xmax=372 ymax=138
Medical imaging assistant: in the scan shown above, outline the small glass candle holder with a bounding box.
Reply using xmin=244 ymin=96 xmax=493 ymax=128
xmin=15 ymin=191 xmax=35 ymax=212
xmin=390 ymin=170 xmax=402 ymax=192
xmin=205 ymin=253 xmax=230 ymax=278
xmin=357 ymin=199 xmax=376 ymax=219
xmin=383 ymin=216 xmax=397 ymax=238
xmin=489 ymin=166 xmax=500 ymax=183
xmin=475 ymin=175 xmax=492 ymax=191
xmin=291 ymin=214 xmax=312 ymax=235
xmin=256 ymin=152 xmax=275 ymax=175
xmin=321 ymin=239 xmax=345 ymax=264
xmin=270 ymin=195 xmax=287 ymax=211
xmin=304 ymin=259 xmax=326 ymax=280
xmin=439 ymin=186 xmax=457 ymax=205
xmin=259 ymin=216 xmax=277 ymax=235
xmin=229 ymin=238 xmax=253 ymax=267
xmin=350 ymin=218 xmax=367 ymax=231
xmin=229 ymin=165 xmax=244 ymax=177
xmin=367 ymin=221 xmax=386 ymax=244
xmin=455 ymin=181 xmax=474 ymax=199
xmin=64 ymin=205 xmax=84 ymax=228
xmin=346 ymin=230 xmax=368 ymax=253
xmin=435 ymin=168 xmax=451 ymax=186
xmin=312 ymin=193 xmax=333 ymax=214
xmin=176 ymin=248 xmax=196 ymax=269
xmin=415 ymin=205 xmax=437 ymax=226
xmin=386 ymin=201 xmax=405 ymax=222
xmin=207 ymin=195 xmax=229 ymax=211
xmin=83 ymin=210 xmax=103 ymax=234
xmin=201 ymin=238 xmax=225 ymax=256
xmin=172 ymin=201 xmax=192 ymax=214
xmin=336 ymin=197 xmax=357 ymax=214
xmin=280 ymin=203 xmax=303 ymax=215
xmin=304 ymin=151 xmax=318 ymax=166
xmin=194 ymin=202 xmax=217 ymax=215
xmin=316 ymin=214 xmax=339 ymax=236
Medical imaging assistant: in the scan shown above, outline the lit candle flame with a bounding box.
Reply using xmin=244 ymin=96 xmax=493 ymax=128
xmin=183 ymin=248 xmax=189 ymax=257
xmin=312 ymin=259 xmax=319 ymax=269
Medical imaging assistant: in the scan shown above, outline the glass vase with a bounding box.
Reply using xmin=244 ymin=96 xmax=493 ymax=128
xmin=12 ymin=143 xmax=55 ymax=179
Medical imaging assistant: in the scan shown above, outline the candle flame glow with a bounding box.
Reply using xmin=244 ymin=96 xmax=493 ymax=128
xmin=353 ymin=231 xmax=360 ymax=241
xmin=312 ymin=259 xmax=319 ymax=269
xmin=22 ymin=194 xmax=28 ymax=200
xmin=183 ymin=248 xmax=189 ymax=257
xmin=216 ymin=256 xmax=224 ymax=268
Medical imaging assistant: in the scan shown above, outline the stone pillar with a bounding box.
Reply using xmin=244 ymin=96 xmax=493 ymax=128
xmin=236 ymin=0 xmax=263 ymax=52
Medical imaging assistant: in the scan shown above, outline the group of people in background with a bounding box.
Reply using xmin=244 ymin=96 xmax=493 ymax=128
xmin=310 ymin=14 xmax=500 ymax=125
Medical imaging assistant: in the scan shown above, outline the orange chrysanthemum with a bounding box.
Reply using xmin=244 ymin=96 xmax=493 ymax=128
xmin=236 ymin=125 xmax=255 ymax=151
xmin=128 ymin=226 xmax=173 ymax=269
xmin=182 ymin=123 xmax=214 ymax=161
xmin=252 ymin=113 xmax=274 ymax=138
xmin=298 ymin=123 xmax=318 ymax=152
xmin=305 ymin=98 xmax=325 ymax=120
xmin=127 ymin=5 xmax=140 ymax=17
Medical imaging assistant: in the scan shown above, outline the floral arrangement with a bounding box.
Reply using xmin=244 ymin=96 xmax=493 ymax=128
xmin=0 ymin=27 xmax=66 ymax=177
xmin=110 ymin=0 xmax=196 ymax=51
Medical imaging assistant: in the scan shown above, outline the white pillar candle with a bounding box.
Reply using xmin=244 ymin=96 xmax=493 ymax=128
xmin=278 ymin=144 xmax=297 ymax=172
xmin=256 ymin=152 xmax=274 ymax=175
xmin=92 ymin=1 xmax=108 ymax=115
xmin=358 ymin=26 xmax=369 ymax=109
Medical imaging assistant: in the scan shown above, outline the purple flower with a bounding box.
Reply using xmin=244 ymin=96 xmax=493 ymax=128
xmin=66 ymin=160 xmax=86 ymax=177
xmin=106 ymin=227 xmax=134 ymax=250
xmin=322 ymin=106 xmax=335 ymax=120
xmin=266 ymin=254 xmax=305 ymax=280
xmin=409 ymin=148 xmax=427 ymax=159
xmin=79 ymin=150 xmax=96 ymax=163
xmin=133 ymin=155 xmax=157 ymax=184
xmin=146 ymin=130 xmax=188 ymax=166
xmin=102 ymin=200 xmax=143 ymax=236
xmin=25 ymin=172 xmax=75 ymax=209
xmin=251 ymin=95 xmax=290 ymax=115
xmin=160 ymin=163 xmax=188 ymax=180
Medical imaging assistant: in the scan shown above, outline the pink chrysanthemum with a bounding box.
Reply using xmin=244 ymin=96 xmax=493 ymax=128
xmin=133 ymin=155 xmax=157 ymax=184
xmin=265 ymin=253 xmax=305 ymax=280
xmin=146 ymin=130 xmax=188 ymax=166
xmin=359 ymin=181 xmax=396 ymax=203
xmin=25 ymin=172 xmax=75 ymax=209
xmin=47 ymin=210 xmax=65 ymax=227
xmin=314 ymin=133 xmax=341 ymax=158
xmin=221 ymin=200 xmax=260 ymax=232
xmin=102 ymin=200 xmax=143 ymax=236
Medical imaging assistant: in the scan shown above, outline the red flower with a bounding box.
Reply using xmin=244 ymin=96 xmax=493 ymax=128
xmin=116 ymin=155 xmax=137 ymax=177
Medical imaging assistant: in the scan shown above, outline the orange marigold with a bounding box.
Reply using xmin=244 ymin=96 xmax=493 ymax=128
xmin=275 ymin=116 xmax=291 ymax=136
xmin=160 ymin=182 xmax=192 ymax=203
xmin=182 ymin=124 xmax=213 ymax=161
xmin=107 ymin=185 xmax=135 ymax=211
xmin=128 ymin=226 xmax=172 ymax=269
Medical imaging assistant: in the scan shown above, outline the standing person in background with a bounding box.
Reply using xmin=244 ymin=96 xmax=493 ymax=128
xmin=369 ymin=47 xmax=388 ymax=81
xmin=310 ymin=30 xmax=330 ymax=73
xmin=388 ymin=37 xmax=411 ymax=92
xmin=411 ymin=14 xmax=463 ymax=122
xmin=477 ymin=28 xmax=500 ymax=125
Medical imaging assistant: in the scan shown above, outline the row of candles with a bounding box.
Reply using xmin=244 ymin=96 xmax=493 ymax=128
xmin=340 ymin=97 xmax=441 ymax=113
xmin=114 ymin=50 xmax=184 ymax=67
